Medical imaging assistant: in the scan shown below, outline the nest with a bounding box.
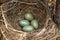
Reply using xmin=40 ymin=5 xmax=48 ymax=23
xmin=0 ymin=0 xmax=60 ymax=40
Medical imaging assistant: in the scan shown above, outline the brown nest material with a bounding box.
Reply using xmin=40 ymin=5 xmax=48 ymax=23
xmin=0 ymin=0 xmax=60 ymax=40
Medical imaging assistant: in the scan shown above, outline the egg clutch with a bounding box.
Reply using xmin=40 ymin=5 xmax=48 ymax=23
xmin=19 ymin=13 xmax=39 ymax=32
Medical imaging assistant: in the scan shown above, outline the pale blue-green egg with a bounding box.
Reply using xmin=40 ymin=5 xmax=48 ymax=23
xmin=31 ymin=20 xmax=39 ymax=29
xmin=19 ymin=20 xmax=30 ymax=27
xmin=25 ymin=13 xmax=34 ymax=21
xmin=23 ymin=25 xmax=34 ymax=32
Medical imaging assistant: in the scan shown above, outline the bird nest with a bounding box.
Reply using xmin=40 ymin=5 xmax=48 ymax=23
xmin=0 ymin=0 xmax=60 ymax=40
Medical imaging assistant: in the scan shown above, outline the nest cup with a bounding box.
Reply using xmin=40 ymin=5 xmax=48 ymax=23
xmin=2 ymin=0 xmax=48 ymax=39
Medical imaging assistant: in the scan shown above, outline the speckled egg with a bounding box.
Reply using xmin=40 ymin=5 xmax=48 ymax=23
xmin=25 ymin=13 xmax=34 ymax=21
xmin=31 ymin=20 xmax=39 ymax=29
xmin=23 ymin=25 xmax=34 ymax=32
xmin=19 ymin=20 xmax=30 ymax=27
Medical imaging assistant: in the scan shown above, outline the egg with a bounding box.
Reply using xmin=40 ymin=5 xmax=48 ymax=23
xmin=19 ymin=20 xmax=30 ymax=27
xmin=23 ymin=25 xmax=34 ymax=32
xmin=25 ymin=13 xmax=34 ymax=21
xmin=31 ymin=20 xmax=39 ymax=29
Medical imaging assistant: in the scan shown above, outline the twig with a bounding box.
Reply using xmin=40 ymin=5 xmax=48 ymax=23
xmin=35 ymin=28 xmax=46 ymax=37
xmin=1 ymin=6 xmax=8 ymax=28
xmin=1 ymin=29 xmax=9 ymax=40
